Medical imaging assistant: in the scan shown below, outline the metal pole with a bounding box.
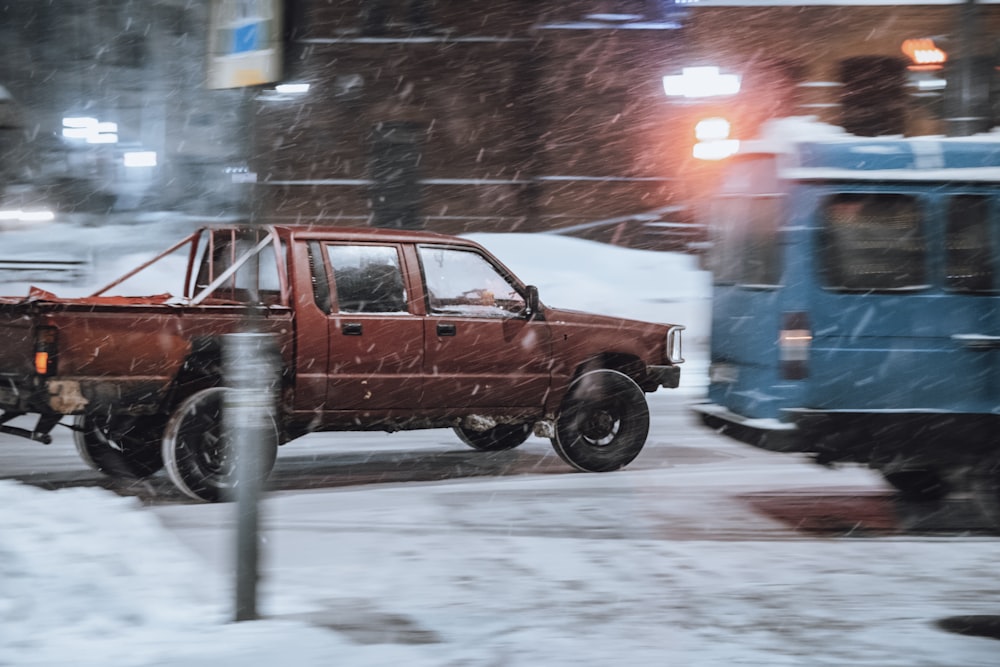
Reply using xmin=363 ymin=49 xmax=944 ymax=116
xmin=224 ymin=332 xmax=278 ymax=622
xmin=946 ymin=0 xmax=987 ymax=137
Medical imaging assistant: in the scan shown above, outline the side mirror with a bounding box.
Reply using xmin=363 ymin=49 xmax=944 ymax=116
xmin=524 ymin=285 xmax=540 ymax=319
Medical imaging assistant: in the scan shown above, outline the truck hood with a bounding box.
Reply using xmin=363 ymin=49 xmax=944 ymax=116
xmin=542 ymin=305 xmax=671 ymax=332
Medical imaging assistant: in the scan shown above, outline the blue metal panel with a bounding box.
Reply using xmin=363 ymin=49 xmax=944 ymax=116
xmin=796 ymin=139 xmax=1000 ymax=172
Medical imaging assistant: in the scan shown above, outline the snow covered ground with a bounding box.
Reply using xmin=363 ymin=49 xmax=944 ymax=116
xmin=1 ymin=218 xmax=998 ymax=666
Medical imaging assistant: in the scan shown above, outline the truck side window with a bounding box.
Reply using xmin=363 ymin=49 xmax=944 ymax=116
xmin=417 ymin=246 xmax=525 ymax=318
xmin=945 ymin=195 xmax=994 ymax=293
xmin=819 ymin=193 xmax=927 ymax=291
xmin=326 ymin=245 xmax=408 ymax=313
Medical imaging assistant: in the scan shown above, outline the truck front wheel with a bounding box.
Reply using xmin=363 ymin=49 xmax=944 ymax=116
xmin=552 ymin=369 xmax=649 ymax=472
xmin=73 ymin=414 xmax=165 ymax=479
xmin=162 ymin=388 xmax=278 ymax=502
xmin=879 ymin=468 xmax=950 ymax=502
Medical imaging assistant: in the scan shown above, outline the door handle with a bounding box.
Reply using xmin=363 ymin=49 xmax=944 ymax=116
xmin=437 ymin=322 xmax=457 ymax=337
xmin=953 ymin=334 xmax=1000 ymax=350
xmin=342 ymin=322 xmax=363 ymax=336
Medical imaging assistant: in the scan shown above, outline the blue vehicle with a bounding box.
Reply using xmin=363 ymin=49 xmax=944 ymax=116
xmin=692 ymin=124 xmax=1000 ymax=510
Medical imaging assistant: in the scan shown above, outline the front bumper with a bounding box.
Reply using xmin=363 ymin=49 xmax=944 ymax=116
xmin=646 ymin=364 xmax=681 ymax=390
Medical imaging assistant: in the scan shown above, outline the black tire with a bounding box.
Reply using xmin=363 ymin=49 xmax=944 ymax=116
xmin=162 ymin=388 xmax=278 ymax=503
xmin=880 ymin=469 xmax=950 ymax=502
xmin=455 ymin=423 xmax=532 ymax=451
xmin=552 ymin=369 xmax=650 ymax=473
xmin=971 ymin=454 xmax=1000 ymax=532
xmin=73 ymin=413 xmax=166 ymax=479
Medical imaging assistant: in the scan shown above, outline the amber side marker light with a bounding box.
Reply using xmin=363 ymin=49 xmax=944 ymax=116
xmin=34 ymin=327 xmax=58 ymax=376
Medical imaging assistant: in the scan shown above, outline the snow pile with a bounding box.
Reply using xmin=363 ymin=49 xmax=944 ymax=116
xmin=0 ymin=481 xmax=461 ymax=666
xmin=0 ymin=483 xmax=210 ymax=663
xmin=465 ymin=232 xmax=711 ymax=347
xmin=741 ymin=115 xmax=850 ymax=155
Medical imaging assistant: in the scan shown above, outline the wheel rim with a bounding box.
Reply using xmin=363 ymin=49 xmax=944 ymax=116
xmin=578 ymin=407 xmax=621 ymax=446
xmin=190 ymin=409 xmax=227 ymax=477
xmin=164 ymin=387 xmax=280 ymax=502
xmin=177 ymin=391 xmax=233 ymax=487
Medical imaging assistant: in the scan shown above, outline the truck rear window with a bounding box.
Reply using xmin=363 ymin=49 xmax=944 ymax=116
xmin=819 ymin=193 xmax=927 ymax=291
xmin=707 ymin=195 xmax=784 ymax=288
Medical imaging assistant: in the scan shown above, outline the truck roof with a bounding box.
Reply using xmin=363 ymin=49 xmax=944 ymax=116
xmin=737 ymin=117 xmax=1000 ymax=183
xmin=216 ymin=224 xmax=492 ymax=251
xmin=251 ymin=224 xmax=469 ymax=245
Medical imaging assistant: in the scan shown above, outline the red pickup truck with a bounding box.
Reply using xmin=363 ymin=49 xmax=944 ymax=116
xmin=0 ymin=225 xmax=684 ymax=501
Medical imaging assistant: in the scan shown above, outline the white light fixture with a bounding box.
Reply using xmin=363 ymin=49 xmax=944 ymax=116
xmin=693 ymin=140 xmax=740 ymax=161
xmin=62 ymin=117 xmax=119 ymax=144
xmin=274 ymin=82 xmax=310 ymax=94
xmin=123 ymin=151 xmax=158 ymax=168
xmin=693 ymin=117 xmax=740 ymax=161
xmin=0 ymin=209 xmax=56 ymax=223
xmin=663 ymin=66 xmax=741 ymax=98
xmin=62 ymin=116 xmax=98 ymax=128
xmin=917 ymin=77 xmax=947 ymax=91
xmin=695 ymin=117 xmax=732 ymax=141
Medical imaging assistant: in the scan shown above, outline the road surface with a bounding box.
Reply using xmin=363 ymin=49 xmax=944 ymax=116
xmin=1 ymin=392 xmax=992 ymax=538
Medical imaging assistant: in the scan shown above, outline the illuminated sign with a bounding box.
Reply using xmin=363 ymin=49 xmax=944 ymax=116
xmin=902 ymin=38 xmax=947 ymax=70
xmin=207 ymin=0 xmax=283 ymax=89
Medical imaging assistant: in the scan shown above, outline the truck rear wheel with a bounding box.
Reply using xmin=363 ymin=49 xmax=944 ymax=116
xmin=971 ymin=455 xmax=1000 ymax=532
xmin=552 ymin=369 xmax=649 ymax=472
xmin=879 ymin=469 xmax=950 ymax=502
xmin=455 ymin=423 xmax=532 ymax=451
xmin=73 ymin=414 xmax=165 ymax=479
xmin=162 ymin=388 xmax=278 ymax=502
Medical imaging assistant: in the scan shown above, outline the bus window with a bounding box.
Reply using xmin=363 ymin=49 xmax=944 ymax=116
xmin=742 ymin=196 xmax=783 ymax=287
xmin=819 ymin=193 xmax=926 ymax=291
xmin=945 ymin=195 xmax=994 ymax=293
xmin=707 ymin=197 xmax=741 ymax=285
xmin=707 ymin=195 xmax=783 ymax=287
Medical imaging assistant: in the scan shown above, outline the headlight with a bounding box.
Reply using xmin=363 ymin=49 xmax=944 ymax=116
xmin=0 ymin=208 xmax=56 ymax=228
xmin=666 ymin=325 xmax=685 ymax=364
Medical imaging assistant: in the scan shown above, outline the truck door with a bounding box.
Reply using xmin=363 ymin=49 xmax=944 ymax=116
xmin=321 ymin=243 xmax=424 ymax=411
xmin=807 ymin=191 xmax=1000 ymax=413
xmin=705 ymin=194 xmax=790 ymax=420
xmin=416 ymin=245 xmax=551 ymax=409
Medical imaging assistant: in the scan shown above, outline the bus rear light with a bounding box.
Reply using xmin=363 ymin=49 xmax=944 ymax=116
xmin=779 ymin=312 xmax=811 ymax=380
xmin=33 ymin=326 xmax=58 ymax=376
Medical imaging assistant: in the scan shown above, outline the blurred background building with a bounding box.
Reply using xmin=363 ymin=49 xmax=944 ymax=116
xmin=0 ymin=1 xmax=997 ymax=247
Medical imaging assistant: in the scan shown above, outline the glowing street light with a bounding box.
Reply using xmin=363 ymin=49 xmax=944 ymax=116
xmin=663 ymin=66 xmax=741 ymax=99
xmin=692 ymin=116 xmax=740 ymax=160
